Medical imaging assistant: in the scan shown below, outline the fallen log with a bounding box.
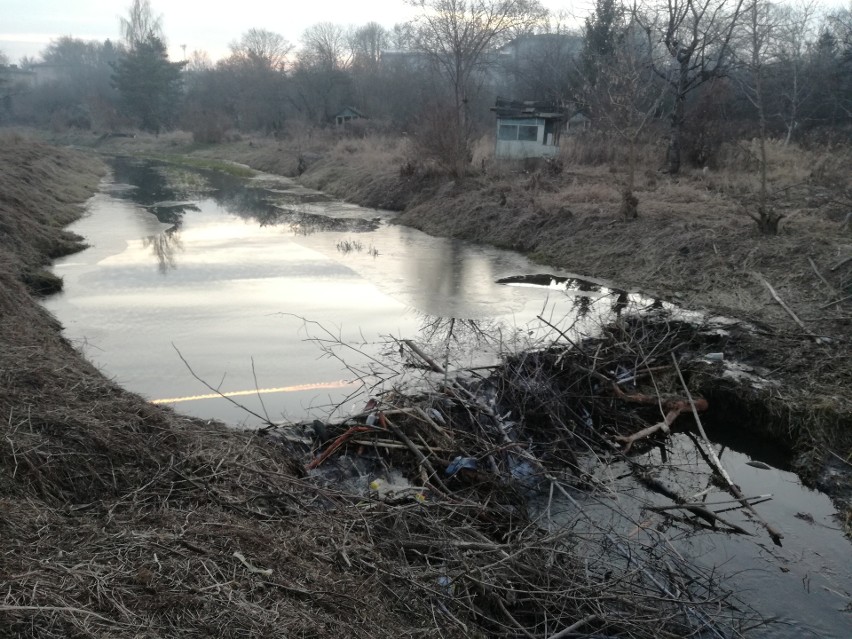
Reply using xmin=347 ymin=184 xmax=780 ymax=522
xmin=672 ymin=354 xmax=784 ymax=546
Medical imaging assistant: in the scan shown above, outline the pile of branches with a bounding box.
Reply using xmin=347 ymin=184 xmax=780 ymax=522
xmin=291 ymin=313 xmax=775 ymax=637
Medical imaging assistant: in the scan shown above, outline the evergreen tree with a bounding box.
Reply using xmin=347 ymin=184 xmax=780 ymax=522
xmin=111 ymin=36 xmax=185 ymax=132
xmin=581 ymin=0 xmax=624 ymax=84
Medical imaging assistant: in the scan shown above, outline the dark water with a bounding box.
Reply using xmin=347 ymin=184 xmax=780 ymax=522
xmin=43 ymin=157 xmax=851 ymax=636
xmin=545 ymin=433 xmax=852 ymax=638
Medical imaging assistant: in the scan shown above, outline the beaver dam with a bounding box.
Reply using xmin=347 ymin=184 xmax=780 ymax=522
xmin=265 ymin=310 xmax=850 ymax=638
xmin=2 ymin=137 xmax=850 ymax=638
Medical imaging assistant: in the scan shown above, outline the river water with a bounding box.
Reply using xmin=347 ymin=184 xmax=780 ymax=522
xmin=44 ymin=157 xmax=650 ymax=425
xmin=43 ymin=157 xmax=851 ymax=637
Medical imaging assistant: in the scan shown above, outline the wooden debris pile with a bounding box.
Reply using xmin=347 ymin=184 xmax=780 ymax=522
xmin=286 ymin=313 xmax=777 ymax=637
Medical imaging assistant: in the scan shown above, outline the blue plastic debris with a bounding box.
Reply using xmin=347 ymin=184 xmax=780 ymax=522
xmin=446 ymin=456 xmax=477 ymax=475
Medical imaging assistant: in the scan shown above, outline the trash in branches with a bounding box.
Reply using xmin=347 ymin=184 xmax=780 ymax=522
xmin=264 ymin=311 xmax=784 ymax=638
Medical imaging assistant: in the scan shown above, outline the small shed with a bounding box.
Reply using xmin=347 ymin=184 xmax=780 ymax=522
xmin=491 ymin=98 xmax=564 ymax=159
xmin=566 ymin=111 xmax=592 ymax=134
xmin=334 ymin=106 xmax=366 ymax=127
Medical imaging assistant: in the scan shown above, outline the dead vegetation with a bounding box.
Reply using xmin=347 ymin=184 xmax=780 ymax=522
xmin=0 ymin=134 xmax=771 ymax=638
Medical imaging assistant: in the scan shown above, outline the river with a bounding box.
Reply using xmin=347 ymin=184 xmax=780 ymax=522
xmin=43 ymin=156 xmax=851 ymax=637
xmin=44 ymin=156 xmax=649 ymax=425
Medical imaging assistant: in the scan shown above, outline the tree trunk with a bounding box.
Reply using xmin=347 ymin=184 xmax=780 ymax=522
xmin=666 ymin=60 xmax=689 ymax=174
xmin=621 ymin=136 xmax=639 ymax=219
xmin=752 ymin=6 xmax=779 ymax=235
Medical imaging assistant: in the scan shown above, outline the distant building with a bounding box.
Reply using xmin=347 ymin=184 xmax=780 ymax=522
xmin=493 ymin=33 xmax=583 ymax=100
xmin=334 ymin=106 xmax=366 ymax=127
xmin=379 ymin=49 xmax=429 ymax=71
xmin=0 ymin=65 xmax=36 ymax=89
xmin=491 ymin=98 xmax=564 ymax=159
xmin=566 ymin=111 xmax=592 ymax=134
xmin=28 ymin=63 xmax=71 ymax=86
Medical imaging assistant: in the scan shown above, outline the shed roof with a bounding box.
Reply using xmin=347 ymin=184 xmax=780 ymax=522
xmin=491 ymin=97 xmax=563 ymax=120
xmin=335 ymin=106 xmax=366 ymax=119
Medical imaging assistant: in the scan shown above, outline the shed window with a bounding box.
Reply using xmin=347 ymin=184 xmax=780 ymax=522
xmin=518 ymin=125 xmax=538 ymax=141
xmin=498 ymin=124 xmax=518 ymax=140
xmin=498 ymin=122 xmax=540 ymax=141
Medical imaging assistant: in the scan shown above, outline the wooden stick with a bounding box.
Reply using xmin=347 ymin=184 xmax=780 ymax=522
xmin=645 ymin=505 xmax=751 ymax=535
xmin=808 ymin=256 xmax=837 ymax=295
xmin=350 ymin=438 xmax=451 ymax=452
xmin=820 ymin=294 xmax=852 ymax=309
xmin=0 ymin=605 xmax=120 ymax=625
xmin=381 ymin=413 xmax=450 ymax=494
xmin=830 ymin=255 xmax=851 ymax=271
xmin=639 ymin=474 xmax=752 ymax=535
xmin=402 ymin=339 xmax=445 ymax=373
xmin=615 ymin=408 xmax=681 ymax=453
xmin=547 ymin=614 xmax=600 ymax=639
xmin=672 ymin=354 xmax=784 ymax=545
xmin=413 ymin=406 xmax=454 ymax=443
xmin=756 ymin=273 xmax=817 ymax=339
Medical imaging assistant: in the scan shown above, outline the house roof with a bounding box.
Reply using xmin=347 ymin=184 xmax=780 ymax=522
xmin=491 ymin=97 xmax=564 ymax=120
xmin=335 ymin=106 xmax=366 ymax=119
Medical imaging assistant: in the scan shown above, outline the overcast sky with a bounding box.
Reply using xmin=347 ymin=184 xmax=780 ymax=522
xmin=1 ymin=0 xmax=580 ymax=64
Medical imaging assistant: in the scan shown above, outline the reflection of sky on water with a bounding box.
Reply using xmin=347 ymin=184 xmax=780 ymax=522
xmin=44 ymin=159 xmax=656 ymax=426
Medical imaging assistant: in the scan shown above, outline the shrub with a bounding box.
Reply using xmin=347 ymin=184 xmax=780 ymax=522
xmin=185 ymin=109 xmax=230 ymax=144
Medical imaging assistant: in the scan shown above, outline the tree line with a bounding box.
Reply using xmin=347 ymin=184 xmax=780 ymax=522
xmin=1 ymin=0 xmax=850 ymax=179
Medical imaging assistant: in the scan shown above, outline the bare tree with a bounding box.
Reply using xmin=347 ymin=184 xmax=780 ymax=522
xmin=773 ymin=0 xmax=818 ymax=144
xmin=409 ymin=0 xmax=547 ymax=176
xmin=299 ymin=22 xmax=352 ymax=71
xmin=185 ymin=50 xmax=212 ymax=74
xmin=291 ymin=23 xmax=354 ymax=124
xmin=501 ymin=14 xmax=582 ymax=104
xmin=737 ymin=0 xmax=784 ymax=234
xmin=636 ymin=0 xmax=745 ymax=174
xmin=389 ymin=22 xmax=417 ymax=50
xmin=584 ymin=17 xmax=665 ymax=219
xmin=229 ymin=28 xmax=292 ymax=71
xmin=349 ymin=22 xmax=389 ymax=71
xmin=120 ymin=0 xmax=164 ymax=50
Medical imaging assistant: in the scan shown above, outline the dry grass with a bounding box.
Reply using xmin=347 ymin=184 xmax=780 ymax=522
xmin=1 ymin=134 xmax=762 ymax=637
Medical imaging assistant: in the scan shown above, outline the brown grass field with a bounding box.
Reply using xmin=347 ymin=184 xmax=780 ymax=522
xmin=1 ymin=128 xmax=849 ymax=636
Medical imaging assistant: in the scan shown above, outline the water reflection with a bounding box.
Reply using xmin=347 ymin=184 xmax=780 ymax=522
xmin=58 ymin=158 xmax=672 ymax=426
xmin=572 ymin=279 xmax=600 ymax=318
xmin=413 ymin=315 xmax=509 ymax=369
xmin=142 ymin=225 xmax=183 ymax=273
xmin=497 ymin=273 xmax=668 ymax=322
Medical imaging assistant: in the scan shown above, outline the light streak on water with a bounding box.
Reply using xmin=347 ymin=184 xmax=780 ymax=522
xmin=150 ymin=379 xmax=355 ymax=404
